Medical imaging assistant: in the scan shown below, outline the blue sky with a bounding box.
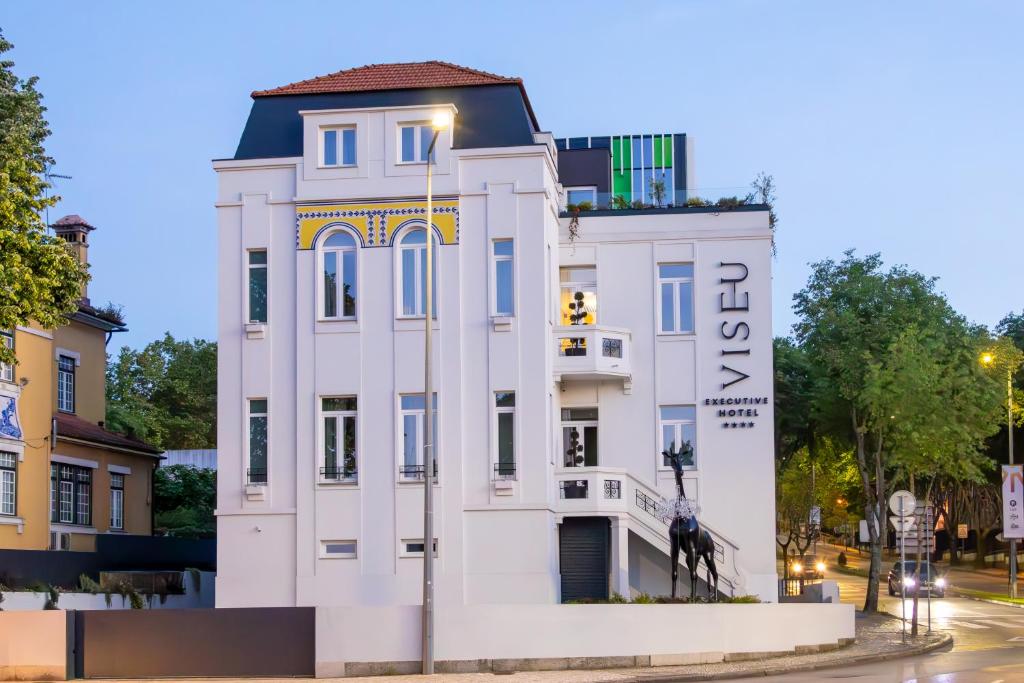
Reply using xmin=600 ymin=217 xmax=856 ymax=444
xmin=4 ymin=1 xmax=1021 ymax=351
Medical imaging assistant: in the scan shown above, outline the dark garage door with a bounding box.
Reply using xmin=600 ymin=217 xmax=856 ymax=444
xmin=559 ymin=516 xmax=610 ymax=602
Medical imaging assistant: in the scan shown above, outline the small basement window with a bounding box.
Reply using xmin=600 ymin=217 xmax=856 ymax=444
xmin=401 ymin=538 xmax=438 ymax=558
xmin=320 ymin=540 xmax=357 ymax=559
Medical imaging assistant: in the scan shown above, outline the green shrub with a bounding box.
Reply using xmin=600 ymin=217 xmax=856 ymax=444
xmin=720 ymin=594 xmax=761 ymax=604
xmin=43 ymin=585 xmax=60 ymax=610
xmin=631 ymin=592 xmax=655 ymax=604
xmin=685 ymin=197 xmax=710 ymax=207
xmin=79 ymin=574 xmax=102 ymax=593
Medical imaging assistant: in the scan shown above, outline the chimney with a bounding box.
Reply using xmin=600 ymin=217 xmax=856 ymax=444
xmin=50 ymin=214 xmax=95 ymax=303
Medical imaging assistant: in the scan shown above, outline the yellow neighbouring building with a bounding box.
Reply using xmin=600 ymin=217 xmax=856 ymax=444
xmin=0 ymin=215 xmax=162 ymax=552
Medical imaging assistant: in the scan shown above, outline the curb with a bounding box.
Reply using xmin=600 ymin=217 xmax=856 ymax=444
xmin=950 ymin=590 xmax=1024 ymax=610
xmin=616 ymin=632 xmax=952 ymax=682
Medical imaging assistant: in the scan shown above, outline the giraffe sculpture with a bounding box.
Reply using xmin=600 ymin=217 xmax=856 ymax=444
xmin=663 ymin=442 xmax=719 ymax=601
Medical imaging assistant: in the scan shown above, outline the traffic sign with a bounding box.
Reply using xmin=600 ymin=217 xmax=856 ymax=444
xmin=890 ymin=516 xmax=916 ymax=533
xmin=1002 ymin=465 xmax=1024 ymax=539
xmin=957 ymin=524 xmax=969 ymax=539
xmin=889 ymin=490 xmax=916 ymax=517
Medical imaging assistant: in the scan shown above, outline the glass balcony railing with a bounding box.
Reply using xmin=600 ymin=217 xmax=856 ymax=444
xmin=564 ymin=187 xmax=761 ymax=213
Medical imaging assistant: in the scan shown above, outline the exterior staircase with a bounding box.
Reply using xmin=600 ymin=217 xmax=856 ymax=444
xmin=553 ymin=467 xmax=744 ymax=595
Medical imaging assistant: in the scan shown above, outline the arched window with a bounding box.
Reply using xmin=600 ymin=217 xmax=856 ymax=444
xmin=322 ymin=231 xmax=357 ymax=319
xmin=399 ymin=229 xmax=437 ymax=317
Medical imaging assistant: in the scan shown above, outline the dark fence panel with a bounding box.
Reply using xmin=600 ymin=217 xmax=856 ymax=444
xmin=0 ymin=536 xmax=214 ymax=588
xmin=77 ymin=607 xmax=315 ymax=678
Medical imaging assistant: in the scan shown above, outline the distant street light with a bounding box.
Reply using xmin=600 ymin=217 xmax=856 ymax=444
xmin=981 ymin=350 xmax=1017 ymax=599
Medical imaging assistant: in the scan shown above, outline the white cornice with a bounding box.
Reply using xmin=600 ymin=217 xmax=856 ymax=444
xmin=212 ymin=157 xmax=302 ymax=171
xmin=298 ymin=103 xmax=458 ymax=117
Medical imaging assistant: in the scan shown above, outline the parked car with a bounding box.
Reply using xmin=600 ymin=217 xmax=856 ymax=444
xmin=789 ymin=555 xmax=826 ymax=580
xmin=887 ymin=561 xmax=947 ymax=597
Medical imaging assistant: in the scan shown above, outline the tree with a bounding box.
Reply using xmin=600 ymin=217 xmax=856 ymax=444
xmin=153 ymin=465 xmax=215 ymax=538
xmin=746 ymin=172 xmax=778 ymax=255
xmin=792 ymin=251 xmax=1004 ymax=612
xmin=106 ymin=333 xmax=217 ymax=449
xmin=0 ymin=31 xmax=87 ymax=365
xmin=773 ymin=337 xmax=817 ymax=466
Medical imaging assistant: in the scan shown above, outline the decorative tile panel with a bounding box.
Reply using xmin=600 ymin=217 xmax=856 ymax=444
xmin=296 ymin=198 xmax=459 ymax=250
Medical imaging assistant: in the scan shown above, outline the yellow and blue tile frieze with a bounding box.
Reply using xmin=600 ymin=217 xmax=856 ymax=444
xmin=296 ymin=198 xmax=459 ymax=250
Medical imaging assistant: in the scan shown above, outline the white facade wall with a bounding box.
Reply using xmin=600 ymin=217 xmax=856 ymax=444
xmin=215 ymin=101 xmax=777 ymax=608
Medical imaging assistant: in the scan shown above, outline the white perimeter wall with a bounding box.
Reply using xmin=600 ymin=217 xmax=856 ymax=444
xmin=317 ymin=603 xmax=854 ymax=667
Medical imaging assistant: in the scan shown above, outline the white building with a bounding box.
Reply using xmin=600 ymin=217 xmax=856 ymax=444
xmin=213 ymin=61 xmax=778 ymax=610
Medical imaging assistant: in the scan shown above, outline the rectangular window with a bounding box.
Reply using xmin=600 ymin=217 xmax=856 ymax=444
xmin=0 ymin=452 xmax=15 ymax=516
xmin=110 ymin=473 xmax=124 ymax=530
xmin=322 ymin=397 xmax=357 ymax=481
xmin=495 ymin=392 xmax=515 ymax=479
xmin=561 ymin=407 xmax=598 ymax=468
xmin=323 ymin=127 xmax=356 ymax=167
xmin=248 ymin=250 xmax=268 ymax=323
xmin=0 ymin=330 xmax=13 ymax=383
xmin=659 ymin=264 xmax=694 ymax=334
xmin=321 ymin=540 xmax=357 ymax=559
xmin=660 ymin=405 xmax=697 ymax=468
xmin=566 ymin=187 xmax=597 ymax=207
xmin=399 ymin=393 xmax=437 ymax=480
xmin=401 ymin=538 xmax=438 ymax=557
xmin=399 ymin=123 xmax=435 ymax=163
xmin=559 ymin=267 xmax=597 ymax=326
xmin=51 ymin=464 xmax=91 ymax=525
xmin=57 ymin=355 xmax=75 ymax=413
xmin=492 ymin=240 xmax=514 ymax=316
xmin=248 ymin=399 xmax=268 ymax=485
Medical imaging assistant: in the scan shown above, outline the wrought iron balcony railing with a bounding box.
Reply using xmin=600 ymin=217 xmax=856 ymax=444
xmin=320 ymin=466 xmax=357 ymax=482
xmin=246 ymin=467 xmax=267 ymax=485
xmin=493 ymin=462 xmax=516 ymax=480
xmin=399 ymin=463 xmax=438 ymax=481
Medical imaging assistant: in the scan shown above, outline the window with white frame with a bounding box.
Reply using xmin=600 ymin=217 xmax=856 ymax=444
xmin=492 ymin=240 xmax=514 ymax=316
xmin=110 ymin=473 xmax=124 ymax=530
xmin=248 ymin=399 xmax=268 ymax=485
xmin=658 ymin=264 xmax=694 ymax=334
xmin=660 ymin=405 xmax=696 ymax=468
xmin=561 ymin=407 xmax=598 ymax=467
xmin=566 ymin=186 xmax=597 ymax=207
xmin=398 ymin=230 xmax=437 ymax=318
xmin=494 ymin=392 xmax=515 ymax=479
xmin=57 ymin=355 xmax=75 ymax=413
xmin=399 ymin=123 xmax=435 ymax=163
xmin=559 ymin=267 xmax=597 ymax=326
xmin=322 ymin=127 xmax=356 ymax=167
xmin=401 ymin=538 xmax=438 ymax=557
xmin=322 ymin=397 xmax=357 ymax=481
xmin=248 ymin=250 xmax=268 ymax=323
xmin=321 ymin=231 xmax=357 ymax=319
xmin=399 ymin=393 xmax=437 ymax=480
xmin=321 ymin=540 xmax=357 ymax=558
xmin=0 ymin=330 xmax=13 ymax=383
xmin=0 ymin=452 xmax=16 ymax=516
xmin=51 ymin=464 xmax=91 ymax=525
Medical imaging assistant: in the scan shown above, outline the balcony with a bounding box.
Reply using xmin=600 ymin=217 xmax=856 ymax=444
xmin=552 ymin=325 xmax=631 ymax=390
xmin=553 ymin=467 xmax=629 ymax=514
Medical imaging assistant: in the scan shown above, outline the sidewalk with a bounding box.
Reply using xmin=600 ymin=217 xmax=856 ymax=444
xmin=127 ymin=614 xmax=948 ymax=683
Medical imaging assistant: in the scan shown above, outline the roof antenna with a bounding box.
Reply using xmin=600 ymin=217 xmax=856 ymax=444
xmin=43 ymin=163 xmax=72 ymax=229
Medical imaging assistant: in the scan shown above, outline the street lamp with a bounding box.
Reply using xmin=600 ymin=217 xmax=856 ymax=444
xmin=982 ymin=350 xmax=1017 ymax=598
xmin=422 ymin=109 xmax=450 ymax=676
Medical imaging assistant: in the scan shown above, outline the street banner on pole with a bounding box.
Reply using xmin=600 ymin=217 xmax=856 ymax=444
xmin=1003 ymin=465 xmax=1024 ymax=539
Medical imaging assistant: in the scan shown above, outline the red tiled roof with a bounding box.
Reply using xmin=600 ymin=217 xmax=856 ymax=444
xmin=252 ymin=61 xmax=522 ymax=97
xmin=51 ymin=214 xmax=95 ymax=231
xmin=55 ymin=413 xmax=162 ymax=457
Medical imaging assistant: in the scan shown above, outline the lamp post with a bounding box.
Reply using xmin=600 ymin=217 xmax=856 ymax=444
xmin=982 ymin=351 xmax=1017 ymax=598
xmin=422 ymin=110 xmax=450 ymax=675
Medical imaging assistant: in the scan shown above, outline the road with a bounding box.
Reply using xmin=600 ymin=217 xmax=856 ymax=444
xmin=740 ymin=556 xmax=1024 ymax=681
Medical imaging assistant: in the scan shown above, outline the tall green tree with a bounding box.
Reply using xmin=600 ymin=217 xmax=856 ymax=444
xmin=106 ymin=333 xmax=217 ymax=449
xmin=153 ymin=464 xmax=216 ymax=538
xmin=0 ymin=31 xmax=87 ymax=364
xmin=793 ymin=251 xmax=1003 ymax=612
